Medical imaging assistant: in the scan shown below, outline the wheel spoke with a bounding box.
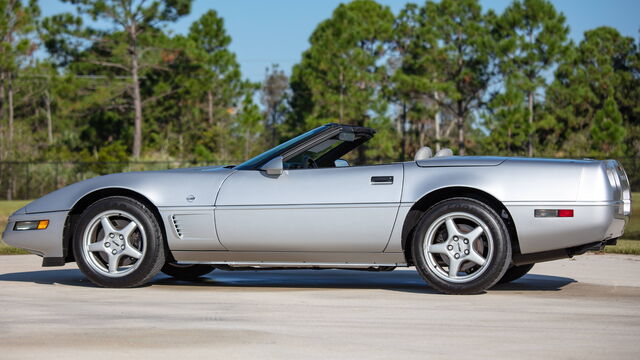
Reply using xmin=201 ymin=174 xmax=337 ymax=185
xmin=466 ymin=248 xmax=486 ymax=266
xmin=428 ymin=242 xmax=449 ymax=255
xmin=88 ymin=240 xmax=105 ymax=253
xmin=465 ymin=226 xmax=484 ymax=242
xmin=123 ymin=246 xmax=142 ymax=259
xmin=108 ymin=254 xmax=121 ymax=273
xmin=444 ymin=217 xmax=460 ymax=238
xmin=448 ymin=258 xmax=461 ymax=278
xmin=100 ymin=216 xmax=116 ymax=234
xmin=121 ymin=221 xmax=138 ymax=239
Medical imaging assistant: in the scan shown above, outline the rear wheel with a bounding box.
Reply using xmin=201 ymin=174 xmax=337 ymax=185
xmin=497 ymin=263 xmax=534 ymax=284
xmin=412 ymin=198 xmax=511 ymax=295
xmin=161 ymin=263 xmax=214 ymax=281
xmin=73 ymin=196 xmax=165 ymax=288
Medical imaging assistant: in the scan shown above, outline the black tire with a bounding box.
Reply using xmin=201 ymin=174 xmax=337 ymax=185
xmin=497 ymin=263 xmax=534 ymax=284
xmin=161 ymin=263 xmax=214 ymax=281
xmin=412 ymin=197 xmax=512 ymax=295
xmin=73 ymin=196 xmax=165 ymax=287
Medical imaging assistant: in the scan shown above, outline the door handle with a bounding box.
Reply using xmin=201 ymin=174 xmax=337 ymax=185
xmin=371 ymin=176 xmax=393 ymax=185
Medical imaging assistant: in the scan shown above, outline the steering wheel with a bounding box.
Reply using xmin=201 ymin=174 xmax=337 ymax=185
xmin=303 ymin=155 xmax=318 ymax=169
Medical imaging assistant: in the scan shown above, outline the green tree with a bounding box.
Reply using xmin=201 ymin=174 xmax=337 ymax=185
xmin=0 ymin=0 xmax=39 ymax=157
xmin=182 ymin=9 xmax=243 ymax=160
xmin=47 ymin=0 xmax=192 ymax=158
xmin=546 ymin=26 xmax=639 ymax=157
xmin=261 ymin=64 xmax=289 ymax=147
xmin=483 ymin=81 xmax=529 ymax=155
xmin=590 ymin=96 xmax=626 ymax=156
xmin=404 ymin=0 xmax=495 ymax=156
xmin=237 ymin=91 xmax=264 ymax=160
xmin=289 ymin=0 xmax=395 ymax=163
xmin=495 ymin=0 xmax=569 ymax=156
xmin=391 ymin=2 xmax=441 ymax=160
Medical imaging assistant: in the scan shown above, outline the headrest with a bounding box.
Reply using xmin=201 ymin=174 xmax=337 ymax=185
xmin=435 ymin=148 xmax=453 ymax=157
xmin=414 ymin=147 xmax=433 ymax=161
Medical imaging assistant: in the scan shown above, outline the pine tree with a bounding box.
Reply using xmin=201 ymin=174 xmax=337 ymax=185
xmin=590 ymin=96 xmax=626 ymax=157
xmin=0 ymin=0 xmax=40 ymax=158
xmin=44 ymin=0 xmax=193 ymax=158
xmin=289 ymin=0 xmax=395 ymax=163
xmin=403 ymin=0 xmax=494 ymax=156
xmin=495 ymin=0 xmax=569 ymax=157
xmin=547 ymin=26 xmax=639 ymax=158
xmin=261 ymin=64 xmax=288 ymax=147
xmin=185 ymin=9 xmax=242 ymax=160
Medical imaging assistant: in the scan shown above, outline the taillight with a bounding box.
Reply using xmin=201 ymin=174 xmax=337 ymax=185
xmin=534 ymin=209 xmax=574 ymax=218
xmin=557 ymin=209 xmax=574 ymax=217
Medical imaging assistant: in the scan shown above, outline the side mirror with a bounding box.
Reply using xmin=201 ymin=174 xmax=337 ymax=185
xmin=334 ymin=159 xmax=350 ymax=167
xmin=260 ymin=156 xmax=284 ymax=176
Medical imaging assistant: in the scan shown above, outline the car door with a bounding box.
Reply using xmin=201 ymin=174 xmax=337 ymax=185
xmin=214 ymin=164 xmax=404 ymax=252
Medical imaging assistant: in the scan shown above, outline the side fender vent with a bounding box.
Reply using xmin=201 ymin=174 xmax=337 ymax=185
xmin=171 ymin=215 xmax=183 ymax=238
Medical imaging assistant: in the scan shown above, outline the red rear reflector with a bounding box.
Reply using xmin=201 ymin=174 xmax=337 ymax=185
xmin=534 ymin=209 xmax=574 ymax=218
xmin=557 ymin=209 xmax=574 ymax=217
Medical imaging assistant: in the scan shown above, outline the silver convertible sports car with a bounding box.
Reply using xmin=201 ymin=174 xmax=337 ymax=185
xmin=3 ymin=124 xmax=632 ymax=294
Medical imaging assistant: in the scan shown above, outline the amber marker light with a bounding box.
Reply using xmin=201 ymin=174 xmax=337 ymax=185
xmin=14 ymin=220 xmax=49 ymax=231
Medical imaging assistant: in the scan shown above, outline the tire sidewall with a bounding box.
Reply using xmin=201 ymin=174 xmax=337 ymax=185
xmin=412 ymin=198 xmax=512 ymax=294
xmin=498 ymin=263 xmax=534 ymax=284
xmin=73 ymin=196 xmax=165 ymax=287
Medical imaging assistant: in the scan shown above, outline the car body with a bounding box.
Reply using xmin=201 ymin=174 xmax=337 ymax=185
xmin=2 ymin=123 xmax=632 ymax=293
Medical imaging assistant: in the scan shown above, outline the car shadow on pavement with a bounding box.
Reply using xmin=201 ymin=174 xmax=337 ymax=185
xmin=0 ymin=268 xmax=97 ymax=288
xmin=0 ymin=268 xmax=576 ymax=294
xmin=490 ymin=274 xmax=576 ymax=292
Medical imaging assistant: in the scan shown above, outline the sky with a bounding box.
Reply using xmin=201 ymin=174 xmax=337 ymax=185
xmin=39 ymin=0 xmax=640 ymax=82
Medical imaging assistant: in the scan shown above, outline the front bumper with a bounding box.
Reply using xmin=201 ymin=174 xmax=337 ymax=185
xmin=2 ymin=210 xmax=68 ymax=258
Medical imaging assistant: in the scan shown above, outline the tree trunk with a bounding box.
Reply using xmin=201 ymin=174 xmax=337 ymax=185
xmin=244 ymin=129 xmax=250 ymax=159
xmin=527 ymin=30 xmax=535 ymax=158
xmin=434 ymin=92 xmax=441 ymax=152
xmin=270 ymin=112 xmax=277 ymax=147
xmin=400 ymin=101 xmax=406 ymax=161
xmin=218 ymin=119 xmax=226 ymax=160
xmin=45 ymin=90 xmax=53 ymax=144
xmin=0 ymin=72 xmax=4 ymax=161
xmin=339 ymin=68 xmax=344 ymax=122
xmin=8 ymin=72 xmax=14 ymax=149
xmin=527 ymin=90 xmax=534 ymax=157
xmin=130 ymin=24 xmax=143 ymax=159
xmin=207 ymin=90 xmax=214 ymax=125
xmin=457 ymin=113 xmax=465 ymax=156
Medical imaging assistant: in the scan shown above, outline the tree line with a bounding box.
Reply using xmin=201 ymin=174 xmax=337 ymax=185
xmin=1 ymin=0 xmax=638 ymax=169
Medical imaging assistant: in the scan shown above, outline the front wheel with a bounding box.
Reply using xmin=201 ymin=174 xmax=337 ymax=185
xmin=161 ymin=263 xmax=214 ymax=281
xmin=412 ymin=198 xmax=512 ymax=295
xmin=73 ymin=196 xmax=166 ymax=288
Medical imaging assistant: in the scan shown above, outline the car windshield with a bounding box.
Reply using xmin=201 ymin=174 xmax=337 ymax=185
xmin=235 ymin=126 xmax=328 ymax=170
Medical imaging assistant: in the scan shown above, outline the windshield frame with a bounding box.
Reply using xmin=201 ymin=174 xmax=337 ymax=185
xmin=234 ymin=125 xmax=330 ymax=170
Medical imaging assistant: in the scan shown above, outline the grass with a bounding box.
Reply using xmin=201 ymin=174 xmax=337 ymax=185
xmin=603 ymin=239 xmax=640 ymax=255
xmin=0 ymin=200 xmax=31 ymax=255
xmin=0 ymin=193 xmax=638 ymax=255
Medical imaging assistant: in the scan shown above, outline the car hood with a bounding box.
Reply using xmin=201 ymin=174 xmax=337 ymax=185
xmin=24 ymin=166 xmax=235 ymax=214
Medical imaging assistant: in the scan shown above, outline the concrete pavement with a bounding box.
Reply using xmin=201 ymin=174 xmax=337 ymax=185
xmin=0 ymin=253 xmax=639 ymax=359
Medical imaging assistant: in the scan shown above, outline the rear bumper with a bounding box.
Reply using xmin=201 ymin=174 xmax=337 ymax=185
xmin=2 ymin=210 xmax=68 ymax=258
xmin=505 ymin=201 xmax=627 ymax=254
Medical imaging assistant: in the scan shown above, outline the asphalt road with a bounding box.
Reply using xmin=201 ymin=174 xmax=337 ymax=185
xmin=1 ymin=254 xmax=639 ymax=359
